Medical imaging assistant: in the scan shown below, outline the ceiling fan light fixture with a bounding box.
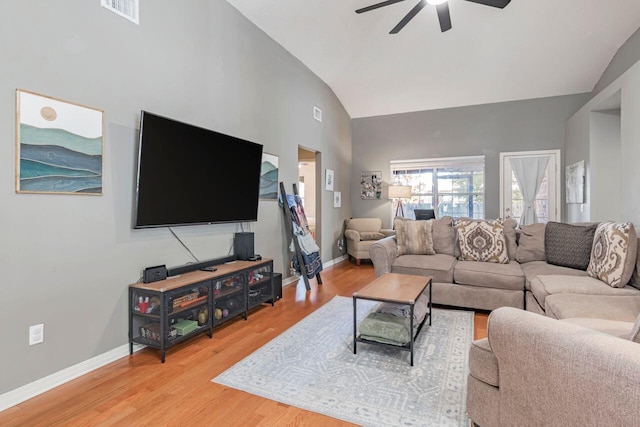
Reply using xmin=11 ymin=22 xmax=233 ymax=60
xmin=426 ymin=0 xmax=448 ymax=5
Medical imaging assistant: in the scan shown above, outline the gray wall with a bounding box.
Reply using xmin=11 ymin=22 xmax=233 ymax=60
xmin=0 ymin=1 xmax=351 ymax=394
xmin=351 ymin=94 xmax=590 ymax=227
xmin=592 ymin=27 xmax=640 ymax=96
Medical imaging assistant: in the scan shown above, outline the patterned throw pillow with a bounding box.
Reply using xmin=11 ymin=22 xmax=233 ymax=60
xmin=455 ymin=218 xmax=509 ymax=264
xmin=395 ymin=218 xmax=435 ymax=256
xmin=587 ymin=222 xmax=633 ymax=288
xmin=545 ymin=222 xmax=597 ymax=270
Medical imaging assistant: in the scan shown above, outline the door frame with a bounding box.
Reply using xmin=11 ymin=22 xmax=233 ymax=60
xmin=499 ymin=149 xmax=561 ymax=222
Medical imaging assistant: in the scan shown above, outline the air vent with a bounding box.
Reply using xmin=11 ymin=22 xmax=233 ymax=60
xmin=101 ymin=0 xmax=139 ymax=25
xmin=313 ymin=106 xmax=323 ymax=122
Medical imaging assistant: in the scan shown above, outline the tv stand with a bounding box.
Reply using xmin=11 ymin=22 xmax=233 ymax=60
xmin=129 ymin=259 xmax=275 ymax=362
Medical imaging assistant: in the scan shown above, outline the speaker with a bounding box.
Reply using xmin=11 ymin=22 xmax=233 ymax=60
xmin=234 ymin=232 xmax=255 ymax=261
xmin=143 ymin=265 xmax=167 ymax=283
xmin=273 ymin=272 xmax=282 ymax=301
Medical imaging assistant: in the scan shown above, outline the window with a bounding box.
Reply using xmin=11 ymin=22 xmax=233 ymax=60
xmin=390 ymin=156 xmax=485 ymax=220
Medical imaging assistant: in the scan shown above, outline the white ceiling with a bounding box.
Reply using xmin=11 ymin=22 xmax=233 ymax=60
xmin=226 ymin=0 xmax=640 ymax=119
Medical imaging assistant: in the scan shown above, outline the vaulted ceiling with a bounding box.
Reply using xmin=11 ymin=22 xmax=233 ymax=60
xmin=227 ymin=0 xmax=640 ymax=118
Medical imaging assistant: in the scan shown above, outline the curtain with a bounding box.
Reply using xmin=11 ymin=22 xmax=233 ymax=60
xmin=510 ymin=156 xmax=549 ymax=225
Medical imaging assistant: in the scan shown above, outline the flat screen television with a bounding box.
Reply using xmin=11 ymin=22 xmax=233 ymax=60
xmin=134 ymin=111 xmax=263 ymax=228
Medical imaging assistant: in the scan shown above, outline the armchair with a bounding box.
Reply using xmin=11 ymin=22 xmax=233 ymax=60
xmin=344 ymin=218 xmax=394 ymax=265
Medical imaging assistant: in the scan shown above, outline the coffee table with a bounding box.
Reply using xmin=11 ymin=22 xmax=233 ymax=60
xmin=353 ymin=273 xmax=432 ymax=366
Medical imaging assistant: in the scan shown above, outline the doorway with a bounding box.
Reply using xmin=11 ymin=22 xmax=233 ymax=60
xmin=298 ymin=147 xmax=319 ymax=241
xmin=499 ymin=150 xmax=561 ymax=225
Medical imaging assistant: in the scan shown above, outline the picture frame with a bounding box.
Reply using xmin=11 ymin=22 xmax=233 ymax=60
xmin=361 ymin=170 xmax=382 ymax=199
xmin=566 ymin=160 xmax=585 ymax=204
xmin=334 ymin=191 xmax=342 ymax=208
xmin=259 ymin=152 xmax=278 ymax=200
xmin=16 ymin=89 xmax=104 ymax=195
xmin=325 ymin=168 xmax=334 ymax=191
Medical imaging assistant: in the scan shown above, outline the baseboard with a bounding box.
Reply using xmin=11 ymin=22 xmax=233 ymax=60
xmin=324 ymin=254 xmax=347 ymax=268
xmin=0 ymin=343 xmax=145 ymax=412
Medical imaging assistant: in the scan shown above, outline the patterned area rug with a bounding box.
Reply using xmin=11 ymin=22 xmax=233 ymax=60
xmin=213 ymin=296 xmax=474 ymax=426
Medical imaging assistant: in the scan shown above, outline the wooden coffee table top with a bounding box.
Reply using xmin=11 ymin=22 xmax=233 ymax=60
xmin=354 ymin=273 xmax=431 ymax=304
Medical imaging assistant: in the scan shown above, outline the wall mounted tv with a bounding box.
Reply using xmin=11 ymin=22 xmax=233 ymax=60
xmin=134 ymin=111 xmax=263 ymax=228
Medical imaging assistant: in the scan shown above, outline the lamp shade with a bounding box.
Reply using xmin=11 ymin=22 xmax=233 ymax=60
xmin=388 ymin=185 xmax=412 ymax=199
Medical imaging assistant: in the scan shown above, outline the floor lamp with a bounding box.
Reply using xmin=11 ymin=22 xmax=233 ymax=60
xmin=388 ymin=185 xmax=412 ymax=218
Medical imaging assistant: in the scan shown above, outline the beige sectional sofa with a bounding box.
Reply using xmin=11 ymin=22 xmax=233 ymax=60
xmin=467 ymin=307 xmax=640 ymax=427
xmin=370 ymin=217 xmax=640 ymax=336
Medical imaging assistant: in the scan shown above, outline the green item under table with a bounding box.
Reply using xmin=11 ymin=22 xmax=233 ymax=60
xmin=353 ymin=273 xmax=432 ymax=366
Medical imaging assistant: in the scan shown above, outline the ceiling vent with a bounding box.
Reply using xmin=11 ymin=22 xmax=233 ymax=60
xmin=313 ymin=106 xmax=323 ymax=122
xmin=101 ymin=0 xmax=139 ymax=25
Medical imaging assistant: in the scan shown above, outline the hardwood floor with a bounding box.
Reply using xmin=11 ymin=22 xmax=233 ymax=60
xmin=0 ymin=261 xmax=488 ymax=426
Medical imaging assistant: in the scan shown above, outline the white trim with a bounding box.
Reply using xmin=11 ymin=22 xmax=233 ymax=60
xmin=0 ymin=343 xmax=144 ymax=412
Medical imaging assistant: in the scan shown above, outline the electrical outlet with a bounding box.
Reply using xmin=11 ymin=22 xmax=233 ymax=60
xmin=29 ymin=323 xmax=44 ymax=346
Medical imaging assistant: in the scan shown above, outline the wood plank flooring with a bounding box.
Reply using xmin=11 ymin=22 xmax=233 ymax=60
xmin=0 ymin=261 xmax=488 ymax=426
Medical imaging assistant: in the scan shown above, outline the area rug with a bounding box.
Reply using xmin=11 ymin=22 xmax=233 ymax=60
xmin=213 ymin=296 xmax=474 ymax=426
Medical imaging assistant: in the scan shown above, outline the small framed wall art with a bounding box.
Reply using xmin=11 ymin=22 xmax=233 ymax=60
xmin=334 ymin=191 xmax=342 ymax=208
xmin=259 ymin=152 xmax=279 ymax=200
xmin=16 ymin=89 xmax=104 ymax=195
xmin=566 ymin=160 xmax=585 ymax=203
xmin=361 ymin=170 xmax=382 ymax=199
xmin=325 ymin=168 xmax=334 ymax=191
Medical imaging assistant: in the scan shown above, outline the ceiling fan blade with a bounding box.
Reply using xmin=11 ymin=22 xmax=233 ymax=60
xmin=356 ymin=0 xmax=407 ymax=14
xmin=463 ymin=0 xmax=511 ymax=8
xmin=436 ymin=3 xmax=452 ymax=32
xmin=390 ymin=0 xmax=427 ymax=34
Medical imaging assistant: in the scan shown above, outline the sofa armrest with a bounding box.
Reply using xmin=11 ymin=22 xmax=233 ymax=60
xmin=478 ymin=307 xmax=640 ymax=426
xmin=344 ymin=229 xmax=361 ymax=241
xmin=380 ymin=228 xmax=396 ymax=237
xmin=369 ymin=236 xmax=398 ymax=277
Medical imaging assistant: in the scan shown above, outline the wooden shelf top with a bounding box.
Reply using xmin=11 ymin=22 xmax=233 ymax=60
xmin=354 ymin=273 xmax=431 ymax=304
xmin=130 ymin=259 xmax=273 ymax=292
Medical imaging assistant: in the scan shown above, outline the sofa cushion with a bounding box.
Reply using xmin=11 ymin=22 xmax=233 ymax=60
xmin=395 ymin=218 xmax=435 ymax=256
xmin=469 ymin=338 xmax=499 ymax=387
xmin=455 ymin=218 xmax=509 ymax=264
xmin=545 ymin=293 xmax=640 ymax=322
xmin=515 ymin=223 xmax=546 ymax=263
xmin=359 ymin=231 xmax=386 ymax=241
xmin=587 ymin=222 xmax=637 ymax=288
xmin=561 ymin=318 xmax=635 ymax=339
xmin=544 ymin=222 xmax=597 ymax=270
xmin=454 ymin=260 xmax=524 ymax=291
xmin=432 ymin=216 xmax=456 ymax=256
xmin=530 ymin=275 xmax=640 ymax=308
xmin=392 ymin=254 xmax=456 ymax=283
xmin=520 ymin=261 xmax=588 ymax=291
xmin=630 ymin=314 xmax=640 ymax=343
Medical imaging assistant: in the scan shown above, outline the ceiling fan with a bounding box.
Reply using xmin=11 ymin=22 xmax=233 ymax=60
xmin=355 ymin=0 xmax=511 ymax=33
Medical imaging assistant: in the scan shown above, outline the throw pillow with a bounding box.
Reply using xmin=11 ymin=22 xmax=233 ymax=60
xmin=395 ymin=218 xmax=435 ymax=256
xmin=359 ymin=231 xmax=386 ymax=241
xmin=587 ymin=222 xmax=636 ymax=288
xmin=503 ymin=218 xmax=518 ymax=260
xmin=432 ymin=216 xmax=456 ymax=256
xmin=515 ymin=223 xmax=546 ymax=263
xmin=455 ymin=218 xmax=509 ymax=264
xmin=630 ymin=313 xmax=640 ymax=344
xmin=545 ymin=222 xmax=597 ymax=270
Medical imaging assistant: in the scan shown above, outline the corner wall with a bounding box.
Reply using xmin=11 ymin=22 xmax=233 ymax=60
xmin=0 ymin=1 xmax=351 ymax=395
